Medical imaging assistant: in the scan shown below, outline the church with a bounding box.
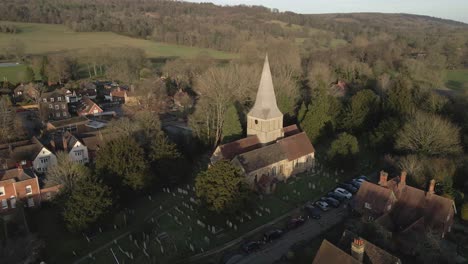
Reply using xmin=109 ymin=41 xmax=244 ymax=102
xmin=211 ymin=55 xmax=315 ymax=193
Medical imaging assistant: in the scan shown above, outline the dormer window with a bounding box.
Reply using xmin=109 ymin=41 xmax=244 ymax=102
xmin=58 ymin=97 xmax=62 ymax=101
xmin=50 ymin=98 xmax=54 ymax=102
xmin=43 ymin=98 xmax=47 ymax=103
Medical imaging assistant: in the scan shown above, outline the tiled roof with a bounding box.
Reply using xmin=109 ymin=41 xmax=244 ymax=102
xmin=218 ymin=136 xmax=262 ymax=160
xmin=278 ymin=132 xmax=315 ymax=161
xmin=338 ymin=230 xmax=402 ymax=264
xmin=282 ymin=124 xmax=300 ymax=137
xmin=313 ymin=240 xmax=361 ymax=264
xmin=0 ymin=138 xmax=44 ymax=168
xmin=353 ymin=181 xmax=395 ymax=216
xmin=0 ymin=168 xmax=36 ymax=182
xmin=48 ymin=116 xmax=89 ymax=128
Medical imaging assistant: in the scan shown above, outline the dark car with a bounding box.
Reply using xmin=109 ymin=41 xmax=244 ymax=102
xmin=358 ymin=175 xmax=369 ymax=181
xmin=320 ymin=196 xmax=340 ymax=207
xmin=241 ymin=241 xmax=262 ymax=253
xmin=304 ymin=204 xmax=321 ymax=219
xmin=264 ymin=229 xmax=284 ymax=242
xmin=349 ymin=180 xmax=362 ymax=189
xmin=327 ymin=191 xmax=346 ymax=202
xmin=287 ymin=216 xmax=306 ymax=230
xmin=338 ymin=183 xmax=358 ymax=194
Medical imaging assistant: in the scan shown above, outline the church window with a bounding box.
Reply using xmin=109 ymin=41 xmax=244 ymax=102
xmin=255 ymin=120 xmax=258 ymax=125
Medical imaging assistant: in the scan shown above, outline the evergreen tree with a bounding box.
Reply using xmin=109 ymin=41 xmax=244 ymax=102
xmin=195 ymin=161 xmax=250 ymax=213
xmin=96 ymin=136 xmax=149 ymax=191
xmin=62 ymin=175 xmax=112 ymax=232
xmin=327 ymin=133 xmax=359 ymax=164
xmin=222 ymin=104 xmax=243 ymax=143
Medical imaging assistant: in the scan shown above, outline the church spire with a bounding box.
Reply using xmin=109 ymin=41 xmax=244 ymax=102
xmin=248 ymin=55 xmax=283 ymax=120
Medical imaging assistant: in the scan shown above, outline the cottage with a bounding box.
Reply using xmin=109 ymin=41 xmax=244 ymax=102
xmin=14 ymin=83 xmax=40 ymax=102
xmin=47 ymin=131 xmax=89 ymax=164
xmin=0 ymin=167 xmax=41 ymax=213
xmin=110 ymin=87 xmax=128 ymax=103
xmin=211 ymin=56 xmax=315 ymax=193
xmin=75 ymin=96 xmax=103 ymax=117
xmin=313 ymin=230 xmax=401 ymax=264
xmin=353 ymin=171 xmax=456 ymax=241
xmin=0 ymin=137 xmax=57 ymax=173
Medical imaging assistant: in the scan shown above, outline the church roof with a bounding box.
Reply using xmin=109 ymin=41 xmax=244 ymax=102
xmin=235 ymin=132 xmax=314 ymax=173
xmin=248 ymin=55 xmax=283 ymax=120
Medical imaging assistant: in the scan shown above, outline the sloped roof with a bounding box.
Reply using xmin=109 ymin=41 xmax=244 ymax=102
xmin=48 ymin=116 xmax=89 ymax=129
xmin=338 ymin=230 xmax=401 ymax=264
xmin=0 ymin=168 xmax=36 ymax=182
xmin=218 ymin=136 xmax=261 ymax=160
xmin=247 ymin=55 xmax=283 ymax=120
xmin=0 ymin=138 xmax=44 ymax=168
xmin=278 ymin=132 xmax=315 ymax=161
xmin=282 ymin=124 xmax=300 ymax=137
xmin=313 ymin=240 xmax=360 ymax=264
xmin=353 ymin=181 xmax=395 ymax=215
xmin=236 ymin=142 xmax=287 ymax=173
xmin=235 ymin=132 xmax=314 ymax=173
xmin=77 ymin=96 xmax=102 ymax=115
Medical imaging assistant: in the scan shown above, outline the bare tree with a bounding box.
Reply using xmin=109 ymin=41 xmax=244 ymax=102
xmin=46 ymin=152 xmax=91 ymax=191
xmin=396 ymin=111 xmax=462 ymax=156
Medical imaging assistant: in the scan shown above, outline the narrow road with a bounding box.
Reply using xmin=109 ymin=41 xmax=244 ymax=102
xmin=235 ymin=205 xmax=349 ymax=264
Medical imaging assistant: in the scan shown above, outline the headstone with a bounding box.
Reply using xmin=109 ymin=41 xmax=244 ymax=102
xmin=211 ymin=226 xmax=216 ymax=234
xmin=204 ymin=236 xmax=210 ymax=244
xmin=189 ymin=243 xmax=195 ymax=252
xmin=234 ymin=225 xmax=237 ymax=231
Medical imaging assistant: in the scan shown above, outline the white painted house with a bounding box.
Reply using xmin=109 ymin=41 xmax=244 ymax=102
xmin=48 ymin=132 xmax=89 ymax=164
xmin=33 ymin=146 xmax=57 ymax=173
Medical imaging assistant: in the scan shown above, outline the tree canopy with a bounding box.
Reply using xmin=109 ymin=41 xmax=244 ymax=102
xmin=195 ymin=161 xmax=249 ymax=213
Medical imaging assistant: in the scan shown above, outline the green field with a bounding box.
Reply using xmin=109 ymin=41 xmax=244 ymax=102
xmin=445 ymin=69 xmax=468 ymax=91
xmin=0 ymin=21 xmax=234 ymax=59
xmin=0 ymin=64 xmax=28 ymax=84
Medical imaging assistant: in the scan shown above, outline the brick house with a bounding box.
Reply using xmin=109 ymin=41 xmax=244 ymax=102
xmin=352 ymin=170 xmax=457 ymax=250
xmin=74 ymin=96 xmax=103 ymax=117
xmin=46 ymin=131 xmax=89 ymax=164
xmin=0 ymin=167 xmax=41 ymax=213
xmin=39 ymin=90 xmax=71 ymax=121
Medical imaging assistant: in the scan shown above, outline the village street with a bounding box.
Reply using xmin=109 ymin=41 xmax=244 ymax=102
xmin=235 ymin=205 xmax=349 ymax=264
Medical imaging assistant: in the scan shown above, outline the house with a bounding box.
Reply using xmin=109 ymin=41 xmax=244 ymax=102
xmin=110 ymin=87 xmax=128 ymax=103
xmin=78 ymin=131 xmax=116 ymax=162
xmin=0 ymin=137 xmax=57 ymax=173
xmin=211 ymin=56 xmax=315 ymax=193
xmin=0 ymin=167 xmax=41 ymax=213
xmin=39 ymin=90 xmax=70 ymax=121
xmin=13 ymin=83 xmax=40 ymax=102
xmin=75 ymin=96 xmax=103 ymax=117
xmin=353 ymin=170 xmax=456 ymax=241
xmin=47 ymin=131 xmax=89 ymax=164
xmin=312 ymin=230 xmax=401 ymax=264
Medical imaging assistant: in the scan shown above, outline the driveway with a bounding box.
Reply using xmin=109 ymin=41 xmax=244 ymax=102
xmin=235 ymin=205 xmax=349 ymax=264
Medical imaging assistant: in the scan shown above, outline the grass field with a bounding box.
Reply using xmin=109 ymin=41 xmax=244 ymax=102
xmin=445 ymin=69 xmax=468 ymax=91
xmin=0 ymin=21 xmax=234 ymax=59
xmin=0 ymin=64 xmax=27 ymax=84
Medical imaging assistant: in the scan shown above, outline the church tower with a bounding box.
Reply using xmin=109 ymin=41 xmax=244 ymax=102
xmin=247 ymin=55 xmax=284 ymax=144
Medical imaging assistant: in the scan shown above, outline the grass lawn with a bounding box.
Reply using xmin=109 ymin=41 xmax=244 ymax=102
xmin=0 ymin=21 xmax=235 ymax=59
xmin=445 ymin=69 xmax=468 ymax=91
xmin=0 ymin=64 xmax=28 ymax=84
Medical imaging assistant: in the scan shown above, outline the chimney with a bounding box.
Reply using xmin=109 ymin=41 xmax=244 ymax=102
xmin=62 ymin=135 xmax=68 ymax=151
xmin=378 ymin=170 xmax=388 ymax=187
xmin=351 ymin=238 xmax=365 ymax=262
xmin=400 ymin=170 xmax=407 ymax=185
xmin=428 ymin=179 xmax=436 ymax=195
xmin=50 ymin=139 xmax=56 ymax=151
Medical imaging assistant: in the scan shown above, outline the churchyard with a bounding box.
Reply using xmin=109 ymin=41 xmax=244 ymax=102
xmin=74 ymin=162 xmax=342 ymax=264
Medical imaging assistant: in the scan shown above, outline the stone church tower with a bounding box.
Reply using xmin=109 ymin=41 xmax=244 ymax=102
xmin=247 ymin=55 xmax=284 ymax=144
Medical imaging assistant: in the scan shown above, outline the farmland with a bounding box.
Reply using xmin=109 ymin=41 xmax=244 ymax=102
xmin=0 ymin=21 xmax=234 ymax=59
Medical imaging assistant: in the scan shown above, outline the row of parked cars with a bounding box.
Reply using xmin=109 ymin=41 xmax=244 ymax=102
xmin=304 ymin=175 xmax=368 ymax=218
xmin=240 ymin=175 xmax=369 ymax=255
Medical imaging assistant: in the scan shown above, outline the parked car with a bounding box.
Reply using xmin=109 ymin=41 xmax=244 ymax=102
xmin=358 ymin=175 xmax=369 ymax=181
xmin=315 ymin=201 xmax=330 ymax=211
xmin=264 ymin=229 xmax=284 ymax=242
xmin=287 ymin=216 xmax=306 ymax=230
xmin=327 ymin=191 xmax=347 ymax=202
xmin=304 ymin=204 xmax=321 ymax=219
xmin=242 ymin=241 xmax=262 ymax=253
xmin=338 ymin=183 xmax=358 ymax=194
xmin=320 ymin=196 xmax=340 ymax=207
xmin=334 ymin=188 xmax=352 ymax=199
xmin=349 ymin=180 xmax=362 ymax=188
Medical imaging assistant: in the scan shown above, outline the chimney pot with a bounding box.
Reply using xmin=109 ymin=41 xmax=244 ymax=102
xmin=351 ymin=238 xmax=365 ymax=262
xmin=428 ymin=179 xmax=436 ymax=194
xmin=379 ymin=170 xmax=388 ymax=187
xmin=400 ymin=170 xmax=407 ymax=185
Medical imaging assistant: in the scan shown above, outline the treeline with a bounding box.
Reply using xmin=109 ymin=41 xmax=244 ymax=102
xmin=0 ymin=24 xmax=19 ymax=33
xmin=1 ymin=0 xmax=467 ymax=61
